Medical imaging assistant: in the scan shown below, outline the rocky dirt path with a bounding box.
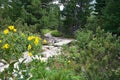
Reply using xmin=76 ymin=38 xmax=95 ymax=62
xmin=41 ymin=32 xmax=74 ymax=61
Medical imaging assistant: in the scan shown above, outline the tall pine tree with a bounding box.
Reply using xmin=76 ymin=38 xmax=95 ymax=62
xmin=95 ymin=0 xmax=120 ymax=34
xmin=60 ymin=0 xmax=92 ymax=35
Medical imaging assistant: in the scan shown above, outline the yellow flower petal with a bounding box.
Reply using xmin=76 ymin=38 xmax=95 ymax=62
xmin=8 ymin=25 xmax=14 ymax=30
xmin=3 ymin=29 xmax=9 ymax=34
xmin=28 ymin=52 xmax=33 ymax=57
xmin=13 ymin=29 xmax=17 ymax=32
xmin=28 ymin=36 xmax=35 ymax=41
xmin=2 ymin=44 xmax=10 ymax=49
xmin=34 ymin=38 xmax=39 ymax=45
xmin=28 ymin=44 xmax=32 ymax=50
xmin=43 ymin=39 xmax=47 ymax=44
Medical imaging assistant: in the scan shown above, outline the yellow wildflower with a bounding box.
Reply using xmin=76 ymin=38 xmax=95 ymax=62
xmin=0 ymin=40 xmax=2 ymax=43
xmin=43 ymin=39 xmax=47 ymax=44
xmin=28 ymin=36 xmax=33 ymax=41
xmin=28 ymin=44 xmax=32 ymax=50
xmin=34 ymin=38 xmax=39 ymax=45
xmin=3 ymin=29 xmax=9 ymax=34
xmin=28 ymin=36 xmax=35 ymax=41
xmin=2 ymin=44 xmax=10 ymax=49
xmin=13 ymin=29 xmax=17 ymax=32
xmin=28 ymin=52 xmax=33 ymax=57
xmin=8 ymin=25 xmax=14 ymax=30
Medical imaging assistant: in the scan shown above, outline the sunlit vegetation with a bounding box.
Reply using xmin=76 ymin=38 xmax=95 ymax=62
xmin=0 ymin=0 xmax=120 ymax=80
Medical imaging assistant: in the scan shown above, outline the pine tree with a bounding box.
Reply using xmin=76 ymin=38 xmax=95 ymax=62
xmin=60 ymin=0 xmax=92 ymax=35
xmin=95 ymin=0 xmax=120 ymax=34
xmin=103 ymin=0 xmax=120 ymax=34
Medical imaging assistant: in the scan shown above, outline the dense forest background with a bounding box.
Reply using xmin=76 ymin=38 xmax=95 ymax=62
xmin=0 ymin=0 xmax=120 ymax=80
xmin=0 ymin=0 xmax=120 ymax=35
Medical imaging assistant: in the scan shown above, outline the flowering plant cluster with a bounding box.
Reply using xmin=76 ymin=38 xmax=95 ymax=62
xmin=0 ymin=25 xmax=42 ymax=63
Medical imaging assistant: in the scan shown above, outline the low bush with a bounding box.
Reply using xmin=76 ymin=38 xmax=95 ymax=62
xmin=76 ymin=28 xmax=120 ymax=80
xmin=1 ymin=58 xmax=81 ymax=80
xmin=14 ymin=18 xmax=38 ymax=33
xmin=62 ymin=27 xmax=120 ymax=80
xmin=51 ymin=30 xmax=62 ymax=37
xmin=0 ymin=17 xmax=13 ymax=30
xmin=40 ymin=29 xmax=51 ymax=35
xmin=0 ymin=18 xmax=38 ymax=33
xmin=29 ymin=59 xmax=76 ymax=80
xmin=0 ymin=25 xmax=43 ymax=79
xmin=0 ymin=25 xmax=42 ymax=63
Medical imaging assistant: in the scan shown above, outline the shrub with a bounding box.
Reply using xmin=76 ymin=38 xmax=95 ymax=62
xmin=62 ymin=27 xmax=120 ymax=80
xmin=0 ymin=17 xmax=13 ymax=30
xmin=0 ymin=25 xmax=42 ymax=79
xmin=85 ymin=15 xmax=99 ymax=33
xmin=29 ymin=59 xmax=75 ymax=80
xmin=0 ymin=25 xmax=42 ymax=63
xmin=74 ymin=27 xmax=120 ymax=80
xmin=40 ymin=29 xmax=51 ymax=35
xmin=4 ymin=58 xmax=81 ymax=80
xmin=14 ymin=18 xmax=38 ymax=33
xmin=51 ymin=30 xmax=62 ymax=37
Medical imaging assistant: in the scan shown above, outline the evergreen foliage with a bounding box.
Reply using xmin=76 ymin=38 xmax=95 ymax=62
xmin=59 ymin=0 xmax=92 ymax=35
xmin=95 ymin=0 xmax=120 ymax=34
xmin=0 ymin=0 xmax=59 ymax=32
